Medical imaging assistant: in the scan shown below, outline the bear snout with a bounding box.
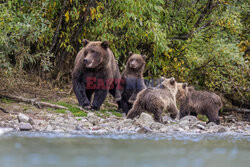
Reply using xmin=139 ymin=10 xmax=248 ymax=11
xmin=83 ymin=58 xmax=88 ymax=64
xmin=130 ymin=61 xmax=138 ymax=69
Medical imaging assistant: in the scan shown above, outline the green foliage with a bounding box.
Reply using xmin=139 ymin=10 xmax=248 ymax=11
xmin=0 ymin=98 xmax=14 ymax=104
xmin=100 ymin=109 xmax=122 ymax=117
xmin=0 ymin=1 xmax=54 ymax=72
xmin=197 ymin=114 xmax=209 ymax=122
xmin=54 ymin=109 xmax=66 ymax=114
xmin=56 ymin=101 xmax=87 ymax=117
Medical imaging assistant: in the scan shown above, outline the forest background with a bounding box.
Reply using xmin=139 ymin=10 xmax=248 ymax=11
xmin=0 ymin=0 xmax=249 ymax=109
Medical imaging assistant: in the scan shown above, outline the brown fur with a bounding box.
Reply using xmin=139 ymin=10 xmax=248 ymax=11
xmin=72 ymin=39 xmax=121 ymax=110
xmin=177 ymin=84 xmax=222 ymax=124
xmin=127 ymin=77 xmax=178 ymax=123
xmin=118 ymin=52 xmax=146 ymax=114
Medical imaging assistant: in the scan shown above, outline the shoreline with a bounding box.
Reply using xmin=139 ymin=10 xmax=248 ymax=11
xmin=1 ymin=102 xmax=249 ymax=137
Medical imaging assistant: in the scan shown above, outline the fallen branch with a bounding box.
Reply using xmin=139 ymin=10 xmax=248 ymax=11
xmin=223 ymin=108 xmax=250 ymax=114
xmin=0 ymin=106 xmax=8 ymax=113
xmin=0 ymin=94 xmax=68 ymax=110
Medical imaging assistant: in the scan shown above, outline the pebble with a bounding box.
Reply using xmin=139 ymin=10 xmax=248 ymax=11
xmin=137 ymin=126 xmax=153 ymax=133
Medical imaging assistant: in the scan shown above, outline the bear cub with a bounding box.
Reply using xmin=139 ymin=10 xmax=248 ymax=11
xmin=176 ymin=83 xmax=222 ymax=124
xmin=118 ymin=52 xmax=146 ymax=115
xmin=127 ymin=77 xmax=179 ymax=123
xmin=72 ymin=39 xmax=121 ymax=110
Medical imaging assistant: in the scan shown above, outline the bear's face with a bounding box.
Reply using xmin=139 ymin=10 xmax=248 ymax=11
xmin=161 ymin=77 xmax=177 ymax=95
xmin=176 ymin=83 xmax=188 ymax=100
xmin=82 ymin=39 xmax=109 ymax=69
xmin=127 ymin=52 xmax=146 ymax=70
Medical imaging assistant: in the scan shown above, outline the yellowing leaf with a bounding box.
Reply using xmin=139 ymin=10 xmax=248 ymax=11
xmin=65 ymin=11 xmax=69 ymax=22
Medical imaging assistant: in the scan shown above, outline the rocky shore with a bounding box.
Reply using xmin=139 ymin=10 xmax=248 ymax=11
xmin=0 ymin=102 xmax=249 ymax=136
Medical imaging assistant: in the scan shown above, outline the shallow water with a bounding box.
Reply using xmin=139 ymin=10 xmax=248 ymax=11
xmin=0 ymin=132 xmax=250 ymax=167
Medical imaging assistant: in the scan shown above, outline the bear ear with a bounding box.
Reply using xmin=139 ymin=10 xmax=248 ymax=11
xmin=182 ymin=83 xmax=187 ymax=89
xmin=170 ymin=77 xmax=175 ymax=85
xmin=128 ymin=52 xmax=133 ymax=57
xmin=82 ymin=39 xmax=89 ymax=47
xmin=160 ymin=77 xmax=166 ymax=81
xmin=142 ymin=55 xmax=146 ymax=61
xmin=101 ymin=41 xmax=109 ymax=49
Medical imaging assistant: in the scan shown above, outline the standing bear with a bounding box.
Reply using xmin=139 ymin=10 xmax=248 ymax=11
xmin=127 ymin=77 xmax=179 ymax=123
xmin=72 ymin=39 xmax=121 ymax=110
xmin=118 ymin=52 xmax=146 ymax=115
xmin=176 ymin=83 xmax=222 ymax=124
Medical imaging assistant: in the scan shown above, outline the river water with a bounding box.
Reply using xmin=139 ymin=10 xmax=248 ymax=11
xmin=0 ymin=132 xmax=250 ymax=167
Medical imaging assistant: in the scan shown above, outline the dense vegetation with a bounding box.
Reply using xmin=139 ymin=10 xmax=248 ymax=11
xmin=0 ymin=0 xmax=249 ymax=107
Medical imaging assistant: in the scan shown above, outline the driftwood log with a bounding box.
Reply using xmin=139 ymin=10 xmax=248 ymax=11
xmin=0 ymin=94 xmax=68 ymax=110
xmin=0 ymin=106 xmax=8 ymax=113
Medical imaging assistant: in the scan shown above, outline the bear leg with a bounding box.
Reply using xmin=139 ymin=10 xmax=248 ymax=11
xmin=91 ymin=89 xmax=108 ymax=110
xmin=206 ymin=108 xmax=220 ymax=125
xmin=73 ymin=80 xmax=91 ymax=107
xmin=150 ymin=105 xmax=164 ymax=123
xmin=127 ymin=103 xmax=143 ymax=119
xmin=119 ymin=99 xmax=130 ymax=115
xmin=154 ymin=110 xmax=163 ymax=123
xmin=179 ymin=104 xmax=189 ymax=119
xmin=167 ymin=104 xmax=178 ymax=119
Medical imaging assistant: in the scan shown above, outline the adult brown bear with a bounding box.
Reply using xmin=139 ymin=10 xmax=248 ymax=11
xmin=72 ymin=39 xmax=121 ymax=110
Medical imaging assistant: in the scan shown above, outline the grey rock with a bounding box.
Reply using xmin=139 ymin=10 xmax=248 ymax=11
xmin=23 ymin=109 xmax=35 ymax=114
xmin=150 ymin=122 xmax=165 ymax=130
xmin=163 ymin=115 xmax=177 ymax=124
xmin=173 ymin=127 xmax=185 ymax=132
xmin=46 ymin=125 xmax=54 ymax=131
xmin=191 ymin=121 xmax=206 ymax=130
xmin=209 ymin=125 xmax=228 ymax=133
xmin=75 ymin=125 xmax=83 ymax=131
xmin=81 ymin=121 xmax=93 ymax=128
xmin=54 ymin=117 xmax=64 ymax=123
xmin=17 ymin=113 xmax=30 ymax=123
xmin=136 ymin=113 xmax=154 ymax=126
xmin=87 ymin=113 xmax=100 ymax=125
xmin=137 ymin=126 xmax=153 ymax=133
xmin=120 ymin=119 xmax=133 ymax=127
xmin=159 ymin=126 xmax=171 ymax=133
xmin=102 ymin=122 xmax=117 ymax=129
xmin=179 ymin=120 xmax=190 ymax=128
xmin=180 ymin=116 xmax=198 ymax=123
xmin=19 ymin=123 xmax=32 ymax=131
xmin=217 ymin=126 xmax=227 ymax=133
xmin=193 ymin=124 xmax=205 ymax=130
xmin=206 ymin=122 xmax=217 ymax=128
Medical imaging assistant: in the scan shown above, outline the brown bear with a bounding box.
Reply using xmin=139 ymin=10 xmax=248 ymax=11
xmin=118 ymin=52 xmax=146 ymax=115
xmin=176 ymin=83 xmax=222 ymax=124
xmin=127 ymin=77 xmax=179 ymax=123
xmin=72 ymin=39 xmax=121 ymax=110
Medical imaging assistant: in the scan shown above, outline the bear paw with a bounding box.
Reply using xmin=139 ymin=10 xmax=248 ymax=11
xmin=83 ymin=105 xmax=91 ymax=110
